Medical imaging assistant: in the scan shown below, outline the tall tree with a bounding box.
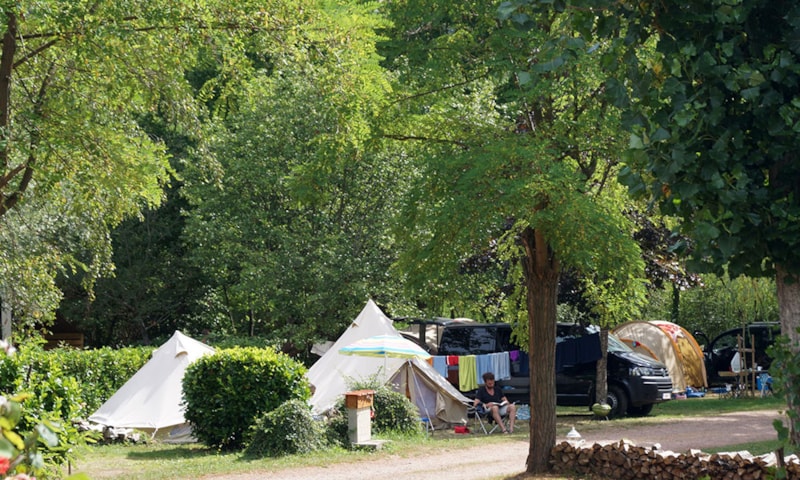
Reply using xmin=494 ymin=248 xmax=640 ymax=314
xmin=621 ymin=0 xmax=800 ymax=445
xmin=512 ymin=0 xmax=800 ymax=444
xmin=57 ymin=126 xmax=209 ymax=347
xmin=379 ymin=1 xmax=646 ymax=472
xmin=181 ymin=3 xmax=407 ymax=352
xmin=0 ymin=0 xmax=314 ymax=330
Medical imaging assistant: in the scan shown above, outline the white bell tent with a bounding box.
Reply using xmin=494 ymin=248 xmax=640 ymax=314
xmin=307 ymin=300 xmax=469 ymax=428
xmin=89 ymin=331 xmax=215 ymax=440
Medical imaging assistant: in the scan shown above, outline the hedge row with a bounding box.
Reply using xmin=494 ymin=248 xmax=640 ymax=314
xmin=0 ymin=343 xmax=153 ymax=429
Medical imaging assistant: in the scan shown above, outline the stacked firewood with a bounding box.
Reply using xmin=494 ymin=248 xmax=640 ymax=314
xmin=550 ymin=440 xmax=800 ymax=479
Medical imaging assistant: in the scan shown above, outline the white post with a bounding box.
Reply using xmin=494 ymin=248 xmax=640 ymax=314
xmin=345 ymin=390 xmax=374 ymax=444
xmin=347 ymin=407 xmax=372 ymax=443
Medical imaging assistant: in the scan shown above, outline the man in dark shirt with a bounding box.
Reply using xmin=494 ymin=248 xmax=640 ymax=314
xmin=474 ymin=371 xmax=517 ymax=433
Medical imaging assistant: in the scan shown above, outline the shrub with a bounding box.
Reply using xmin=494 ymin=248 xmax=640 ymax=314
xmin=245 ymin=399 xmax=325 ymax=457
xmin=0 ymin=343 xmax=152 ymax=423
xmin=182 ymin=347 xmax=311 ymax=450
xmin=370 ymin=387 xmax=420 ymax=434
xmin=323 ymin=385 xmax=422 ymax=447
xmin=323 ymin=409 xmax=350 ymax=448
xmin=57 ymin=345 xmax=153 ymax=413
xmin=0 ymin=338 xmax=99 ymax=480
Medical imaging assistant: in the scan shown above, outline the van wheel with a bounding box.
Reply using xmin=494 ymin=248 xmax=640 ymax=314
xmin=606 ymin=386 xmax=628 ymax=418
xmin=627 ymin=403 xmax=654 ymax=417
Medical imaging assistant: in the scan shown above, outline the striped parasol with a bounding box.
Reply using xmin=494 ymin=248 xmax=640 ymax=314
xmin=339 ymin=334 xmax=431 ymax=360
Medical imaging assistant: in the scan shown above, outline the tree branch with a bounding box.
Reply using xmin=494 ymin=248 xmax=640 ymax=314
xmin=390 ymin=74 xmax=489 ymax=105
xmin=382 ymin=134 xmax=469 ymax=148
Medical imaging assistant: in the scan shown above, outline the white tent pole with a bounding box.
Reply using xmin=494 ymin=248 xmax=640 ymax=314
xmin=409 ymin=359 xmax=432 ymax=419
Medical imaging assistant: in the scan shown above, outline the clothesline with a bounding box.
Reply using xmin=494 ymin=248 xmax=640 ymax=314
xmin=431 ymin=351 xmax=524 ymax=391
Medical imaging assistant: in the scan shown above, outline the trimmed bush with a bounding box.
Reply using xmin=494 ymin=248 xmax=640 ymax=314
xmin=370 ymin=387 xmax=420 ymax=434
xmin=324 ymin=385 xmax=422 ymax=447
xmin=56 ymin=345 xmax=153 ymax=413
xmin=182 ymin=346 xmax=310 ymax=450
xmin=245 ymin=399 xmax=325 ymax=457
xmin=0 ymin=343 xmax=151 ymax=426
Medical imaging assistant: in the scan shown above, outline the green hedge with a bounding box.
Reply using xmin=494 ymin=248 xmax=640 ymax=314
xmin=182 ymin=346 xmax=311 ymax=450
xmin=0 ymin=343 xmax=152 ymax=428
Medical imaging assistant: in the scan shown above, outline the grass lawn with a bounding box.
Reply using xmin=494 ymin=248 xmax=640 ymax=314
xmin=71 ymin=394 xmax=790 ymax=479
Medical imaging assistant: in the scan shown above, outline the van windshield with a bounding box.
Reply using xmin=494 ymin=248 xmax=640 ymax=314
xmin=608 ymin=334 xmax=634 ymax=353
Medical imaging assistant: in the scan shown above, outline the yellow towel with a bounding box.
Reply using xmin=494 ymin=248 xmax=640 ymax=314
xmin=459 ymin=355 xmax=478 ymax=391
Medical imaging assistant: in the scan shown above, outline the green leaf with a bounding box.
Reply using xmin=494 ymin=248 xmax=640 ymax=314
xmin=717 ymin=235 xmax=737 ymax=259
xmin=694 ymin=222 xmax=720 ymax=242
xmin=533 ymin=56 xmax=565 ymax=73
xmin=0 ymin=438 xmax=16 ymax=458
xmin=3 ymin=429 xmax=24 ymax=450
xmin=497 ymin=2 xmax=517 ymax=20
xmin=36 ymin=424 xmax=59 ymax=448
xmin=740 ymin=87 xmax=760 ymax=101
xmin=629 ymin=134 xmax=644 ymax=149
xmin=650 ymin=127 xmax=670 ymax=142
xmin=605 ymin=78 xmax=628 ymax=107
xmin=673 ymin=108 xmax=695 ymax=127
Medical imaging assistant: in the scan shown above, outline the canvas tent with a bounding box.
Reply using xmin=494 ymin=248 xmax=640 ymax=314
xmin=307 ymin=300 xmax=470 ymax=428
xmin=388 ymin=357 xmax=471 ymax=427
xmin=89 ymin=331 xmax=215 ymax=441
xmin=612 ymin=320 xmax=707 ymax=392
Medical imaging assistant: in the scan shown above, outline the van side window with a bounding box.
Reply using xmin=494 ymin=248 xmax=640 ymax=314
xmin=470 ymin=327 xmax=496 ymax=354
xmin=496 ymin=327 xmax=512 ymax=352
xmin=713 ymin=332 xmax=738 ymax=354
xmin=438 ymin=328 xmax=471 ymax=356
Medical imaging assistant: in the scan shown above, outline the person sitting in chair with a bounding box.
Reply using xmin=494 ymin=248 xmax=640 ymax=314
xmin=474 ymin=371 xmax=517 ymax=434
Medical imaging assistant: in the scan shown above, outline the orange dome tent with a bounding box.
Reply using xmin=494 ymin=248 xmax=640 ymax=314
xmin=612 ymin=320 xmax=707 ymax=392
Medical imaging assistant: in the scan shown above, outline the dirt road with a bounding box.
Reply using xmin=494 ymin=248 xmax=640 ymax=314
xmin=203 ymin=409 xmax=784 ymax=480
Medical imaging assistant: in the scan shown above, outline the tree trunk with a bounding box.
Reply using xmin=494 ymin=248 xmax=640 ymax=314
xmin=595 ymin=328 xmax=608 ymax=404
xmin=520 ymin=226 xmax=560 ymax=473
xmin=776 ymin=264 xmax=800 ymax=446
xmin=671 ymin=283 xmax=680 ymax=323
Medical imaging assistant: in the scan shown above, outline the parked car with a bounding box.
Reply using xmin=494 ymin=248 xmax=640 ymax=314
xmin=395 ymin=316 xmax=474 ymax=355
xmin=400 ymin=319 xmax=673 ymax=418
xmin=694 ymin=322 xmax=781 ymax=387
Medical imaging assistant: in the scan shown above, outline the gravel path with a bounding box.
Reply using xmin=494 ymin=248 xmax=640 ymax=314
xmin=201 ymin=409 xmax=784 ymax=480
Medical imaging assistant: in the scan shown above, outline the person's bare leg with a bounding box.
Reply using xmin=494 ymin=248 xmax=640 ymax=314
xmin=508 ymin=404 xmax=516 ymax=433
xmin=490 ymin=405 xmax=506 ymax=432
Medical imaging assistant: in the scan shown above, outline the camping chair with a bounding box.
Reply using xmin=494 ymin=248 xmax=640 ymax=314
xmin=757 ymin=373 xmax=773 ymax=398
xmin=420 ymin=415 xmax=434 ymax=436
xmin=469 ymin=404 xmax=510 ymax=435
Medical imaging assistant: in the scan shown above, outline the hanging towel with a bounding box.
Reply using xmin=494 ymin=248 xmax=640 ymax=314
xmin=446 ymin=355 xmax=459 ymax=366
xmin=492 ymin=352 xmax=511 ymax=380
xmin=509 ymin=350 xmax=520 ymax=362
xmin=447 ymin=367 xmax=459 ymax=385
xmin=432 ymin=356 xmax=448 ymax=378
xmin=476 ymin=354 xmax=494 ymax=384
xmin=517 ymin=350 xmax=530 ymax=375
xmin=459 ymin=355 xmax=478 ymax=391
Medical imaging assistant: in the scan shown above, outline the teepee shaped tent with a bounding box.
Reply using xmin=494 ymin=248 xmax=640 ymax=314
xmin=307 ymin=300 xmax=470 ymax=427
xmin=307 ymin=300 xmax=403 ymax=413
xmin=89 ymin=331 xmax=215 ymax=439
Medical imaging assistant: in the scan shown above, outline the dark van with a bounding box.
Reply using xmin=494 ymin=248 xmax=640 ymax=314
xmin=695 ymin=322 xmax=780 ymax=387
xmin=404 ymin=320 xmax=673 ymax=418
